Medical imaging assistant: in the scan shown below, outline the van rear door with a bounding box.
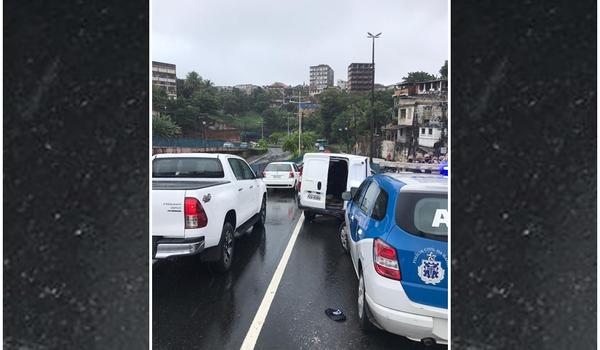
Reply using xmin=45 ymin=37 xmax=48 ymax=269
xmin=300 ymin=155 xmax=329 ymax=209
xmin=348 ymin=156 xmax=369 ymax=190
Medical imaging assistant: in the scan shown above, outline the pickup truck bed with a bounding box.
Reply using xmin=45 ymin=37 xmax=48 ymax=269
xmin=152 ymin=180 xmax=230 ymax=191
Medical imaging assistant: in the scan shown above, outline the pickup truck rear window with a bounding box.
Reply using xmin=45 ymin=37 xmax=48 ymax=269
xmin=265 ymin=164 xmax=292 ymax=172
xmin=153 ymin=158 xmax=224 ymax=178
xmin=395 ymin=192 xmax=448 ymax=241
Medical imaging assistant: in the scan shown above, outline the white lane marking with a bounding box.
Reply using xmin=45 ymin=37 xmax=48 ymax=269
xmin=240 ymin=213 xmax=305 ymax=350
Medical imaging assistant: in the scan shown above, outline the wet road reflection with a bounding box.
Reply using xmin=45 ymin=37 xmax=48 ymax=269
xmin=255 ymin=215 xmax=447 ymax=349
xmin=153 ymin=190 xmax=301 ymax=350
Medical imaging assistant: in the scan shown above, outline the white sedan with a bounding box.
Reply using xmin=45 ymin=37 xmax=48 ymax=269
xmin=262 ymin=162 xmax=299 ymax=191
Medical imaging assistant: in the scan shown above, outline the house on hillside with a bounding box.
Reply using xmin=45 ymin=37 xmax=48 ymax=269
xmin=382 ymin=79 xmax=447 ymax=161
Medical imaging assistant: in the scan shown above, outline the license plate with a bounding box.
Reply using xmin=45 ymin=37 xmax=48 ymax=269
xmin=307 ymin=193 xmax=321 ymax=200
xmin=273 ymin=175 xmax=282 ymax=178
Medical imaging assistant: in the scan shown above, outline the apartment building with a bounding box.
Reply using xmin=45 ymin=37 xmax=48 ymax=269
xmin=309 ymin=64 xmax=334 ymax=95
xmin=347 ymin=63 xmax=374 ymax=92
xmin=152 ymin=61 xmax=177 ymax=99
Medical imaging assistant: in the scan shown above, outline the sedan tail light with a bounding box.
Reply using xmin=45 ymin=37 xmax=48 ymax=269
xmin=289 ymin=171 xmax=294 ymax=178
xmin=184 ymin=197 xmax=208 ymax=229
xmin=373 ymin=238 xmax=401 ymax=280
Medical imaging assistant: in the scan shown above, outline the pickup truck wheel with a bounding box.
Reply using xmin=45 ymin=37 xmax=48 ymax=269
xmin=256 ymin=198 xmax=267 ymax=226
xmin=214 ymin=222 xmax=235 ymax=272
xmin=304 ymin=210 xmax=315 ymax=222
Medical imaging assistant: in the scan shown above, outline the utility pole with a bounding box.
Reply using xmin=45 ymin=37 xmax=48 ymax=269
xmin=367 ymin=32 xmax=381 ymax=162
xmin=353 ymin=106 xmax=357 ymax=155
xmin=298 ymin=86 xmax=302 ymax=153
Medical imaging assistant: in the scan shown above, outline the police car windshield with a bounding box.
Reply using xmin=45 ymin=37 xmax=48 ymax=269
xmin=395 ymin=192 xmax=448 ymax=241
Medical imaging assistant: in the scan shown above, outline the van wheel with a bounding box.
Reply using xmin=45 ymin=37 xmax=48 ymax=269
xmin=339 ymin=221 xmax=349 ymax=254
xmin=358 ymin=270 xmax=375 ymax=331
xmin=304 ymin=210 xmax=315 ymax=222
xmin=214 ymin=222 xmax=235 ymax=272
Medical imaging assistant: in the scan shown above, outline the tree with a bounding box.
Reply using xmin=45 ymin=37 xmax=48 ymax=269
xmin=152 ymin=85 xmax=169 ymax=113
xmin=440 ymin=60 xmax=448 ymax=79
xmin=282 ymin=131 xmax=317 ymax=155
xmin=181 ymin=71 xmax=203 ymax=98
xmin=317 ymin=89 xmax=346 ymax=139
xmin=401 ymin=71 xmax=436 ymax=83
xmin=153 ymin=114 xmax=182 ymax=138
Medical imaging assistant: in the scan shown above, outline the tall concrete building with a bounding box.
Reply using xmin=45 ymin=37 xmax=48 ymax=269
xmin=347 ymin=63 xmax=374 ymax=92
xmin=152 ymin=61 xmax=177 ymax=98
xmin=309 ymin=64 xmax=334 ymax=95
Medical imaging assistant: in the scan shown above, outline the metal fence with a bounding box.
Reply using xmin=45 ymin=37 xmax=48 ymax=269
xmin=153 ymin=137 xmax=246 ymax=149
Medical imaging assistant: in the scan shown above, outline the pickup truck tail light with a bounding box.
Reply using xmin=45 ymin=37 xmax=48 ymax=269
xmin=373 ymin=238 xmax=401 ymax=280
xmin=289 ymin=171 xmax=294 ymax=178
xmin=184 ymin=197 xmax=208 ymax=229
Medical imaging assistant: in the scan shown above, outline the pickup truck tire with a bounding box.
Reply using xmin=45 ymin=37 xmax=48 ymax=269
xmin=214 ymin=222 xmax=235 ymax=272
xmin=256 ymin=197 xmax=267 ymax=226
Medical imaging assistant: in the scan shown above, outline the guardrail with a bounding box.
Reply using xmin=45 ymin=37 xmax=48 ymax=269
xmin=153 ymin=137 xmax=253 ymax=149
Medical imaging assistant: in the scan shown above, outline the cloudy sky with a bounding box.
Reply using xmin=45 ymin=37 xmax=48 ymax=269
xmin=152 ymin=0 xmax=448 ymax=86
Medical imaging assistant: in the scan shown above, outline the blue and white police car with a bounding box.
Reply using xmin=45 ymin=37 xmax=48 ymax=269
xmin=341 ymin=173 xmax=448 ymax=345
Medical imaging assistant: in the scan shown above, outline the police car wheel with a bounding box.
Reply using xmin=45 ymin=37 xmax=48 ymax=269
xmin=339 ymin=221 xmax=349 ymax=254
xmin=357 ymin=270 xmax=375 ymax=331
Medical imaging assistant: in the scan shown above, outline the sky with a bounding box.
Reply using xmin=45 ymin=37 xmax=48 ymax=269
xmin=152 ymin=0 xmax=448 ymax=86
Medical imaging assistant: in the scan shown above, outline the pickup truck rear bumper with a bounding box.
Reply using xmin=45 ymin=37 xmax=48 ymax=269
xmin=153 ymin=236 xmax=205 ymax=259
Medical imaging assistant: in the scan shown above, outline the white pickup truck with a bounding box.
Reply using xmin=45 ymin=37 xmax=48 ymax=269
xmin=152 ymin=153 xmax=267 ymax=272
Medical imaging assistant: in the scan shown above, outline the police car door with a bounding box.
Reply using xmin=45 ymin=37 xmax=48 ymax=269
xmin=350 ymin=181 xmax=381 ymax=262
xmin=347 ymin=179 xmax=370 ymax=270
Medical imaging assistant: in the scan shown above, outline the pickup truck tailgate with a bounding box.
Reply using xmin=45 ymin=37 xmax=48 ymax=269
xmin=153 ymin=189 xmax=185 ymax=238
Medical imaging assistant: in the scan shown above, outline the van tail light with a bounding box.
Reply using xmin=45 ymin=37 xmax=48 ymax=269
xmin=185 ymin=197 xmax=208 ymax=229
xmin=289 ymin=171 xmax=294 ymax=178
xmin=373 ymin=238 xmax=401 ymax=280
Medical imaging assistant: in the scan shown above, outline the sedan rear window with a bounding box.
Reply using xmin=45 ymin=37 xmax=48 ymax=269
xmin=153 ymin=158 xmax=224 ymax=178
xmin=395 ymin=192 xmax=448 ymax=241
xmin=265 ymin=164 xmax=292 ymax=172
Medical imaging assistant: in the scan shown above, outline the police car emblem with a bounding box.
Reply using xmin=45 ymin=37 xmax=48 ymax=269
xmin=417 ymin=252 xmax=445 ymax=285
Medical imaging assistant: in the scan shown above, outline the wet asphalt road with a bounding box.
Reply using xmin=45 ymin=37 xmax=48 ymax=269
xmin=153 ymin=190 xmax=446 ymax=349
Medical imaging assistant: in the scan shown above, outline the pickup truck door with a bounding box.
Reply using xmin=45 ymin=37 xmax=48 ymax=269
xmin=227 ymin=158 xmax=255 ymax=225
xmin=239 ymin=158 xmax=261 ymax=214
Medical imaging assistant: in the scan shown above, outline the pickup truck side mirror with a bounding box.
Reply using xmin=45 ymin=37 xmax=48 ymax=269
xmin=342 ymin=191 xmax=352 ymax=201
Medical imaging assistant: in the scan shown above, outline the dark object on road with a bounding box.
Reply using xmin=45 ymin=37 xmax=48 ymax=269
xmin=325 ymin=308 xmax=347 ymax=322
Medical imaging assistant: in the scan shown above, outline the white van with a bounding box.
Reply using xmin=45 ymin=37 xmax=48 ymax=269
xmin=298 ymin=153 xmax=370 ymax=221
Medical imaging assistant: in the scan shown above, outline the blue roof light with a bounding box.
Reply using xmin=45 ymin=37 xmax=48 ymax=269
xmin=440 ymin=161 xmax=448 ymax=176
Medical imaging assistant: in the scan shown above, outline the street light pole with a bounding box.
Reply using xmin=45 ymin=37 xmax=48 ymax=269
xmin=298 ymin=86 xmax=302 ymax=153
xmin=367 ymin=32 xmax=381 ymax=162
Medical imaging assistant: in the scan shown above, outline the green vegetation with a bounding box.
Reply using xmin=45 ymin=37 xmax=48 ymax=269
xmin=152 ymin=62 xmax=446 ymax=150
xmin=152 ymin=114 xmax=182 ymax=138
xmin=440 ymin=60 xmax=448 ymax=79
